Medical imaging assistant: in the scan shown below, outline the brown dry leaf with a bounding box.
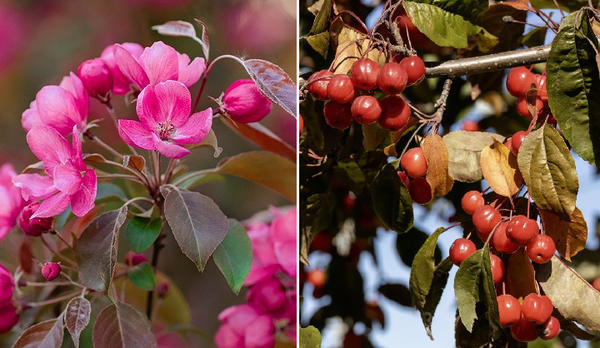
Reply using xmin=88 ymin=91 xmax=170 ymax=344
xmin=506 ymin=248 xmax=536 ymax=299
xmin=480 ymin=139 xmax=523 ymax=197
xmin=540 ymin=208 xmax=587 ymax=261
xmin=499 ymin=0 xmax=531 ymax=11
xmin=331 ymin=23 xmax=386 ymax=74
xmin=422 ymin=134 xmax=453 ymax=197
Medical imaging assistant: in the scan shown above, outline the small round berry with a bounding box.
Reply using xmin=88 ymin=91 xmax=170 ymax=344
xmin=511 ymin=130 xmax=529 ymax=155
xmin=378 ymin=95 xmax=410 ymax=131
xmin=592 ymin=277 xmax=600 ymax=291
xmin=526 ymin=234 xmax=556 ymax=264
xmin=461 ymin=190 xmax=484 ymax=215
xmin=449 ymin=238 xmax=476 ymax=266
xmin=397 ymin=170 xmax=410 ymax=188
xmin=377 ymin=62 xmax=407 ymax=94
xmin=541 ymin=316 xmax=560 ymax=340
xmin=516 ymin=97 xmax=544 ymax=119
xmin=462 ymin=120 xmax=479 ymax=132
xmin=497 ymin=294 xmax=521 ymax=327
xmin=511 ymin=313 xmax=538 ymax=342
xmin=521 ymin=293 xmax=553 ymax=324
xmin=472 ymin=205 xmax=501 ymax=241
xmin=351 ymin=96 xmax=382 ymax=124
xmin=310 ymin=233 xmax=333 ymax=252
xmin=492 ymin=221 xmax=520 ymax=254
xmin=409 ymin=177 xmax=432 ymax=204
xmin=307 ymin=70 xmax=333 ymax=100
xmin=400 ymin=147 xmax=427 ymax=178
xmin=399 ymin=56 xmax=426 ymax=85
xmin=157 ymin=281 xmax=169 ymax=298
xmin=535 ymin=74 xmax=548 ymax=102
xmin=506 ymin=67 xmax=536 ymax=97
xmin=307 ymin=269 xmax=326 ymax=288
xmin=327 ymin=74 xmax=355 ymax=104
xmin=350 ymin=58 xmax=380 ymax=90
xmin=490 ymin=254 xmax=504 ymax=283
xmin=507 ymin=215 xmax=539 ymax=245
xmin=324 ymin=101 xmax=353 ymax=130
xmin=41 ymin=262 xmax=61 ymax=281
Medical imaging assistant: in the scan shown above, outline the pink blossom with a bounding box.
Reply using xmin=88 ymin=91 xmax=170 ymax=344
xmin=269 ymin=208 xmax=296 ymax=279
xmin=21 ymin=73 xmax=89 ymax=137
xmin=0 ymin=301 xmax=18 ymax=334
xmin=18 ymin=201 xmax=53 ymax=237
xmin=125 ymin=251 xmax=148 ymax=266
xmin=13 ymin=126 xmax=97 ymax=219
xmin=246 ymin=277 xmax=286 ymax=313
xmin=41 ymin=262 xmax=61 ymax=281
xmin=100 ymin=42 xmax=144 ymax=95
xmin=223 ymin=79 xmax=272 ymax=123
xmin=77 ymin=58 xmax=113 ymax=98
xmin=0 ymin=265 xmax=14 ymax=303
xmin=0 ymin=164 xmax=23 ymax=240
xmin=114 ymin=41 xmax=205 ymax=90
xmin=244 ymin=220 xmax=279 ymax=286
xmin=118 ymin=80 xmax=212 ymax=158
xmin=215 ymin=305 xmax=275 ymax=348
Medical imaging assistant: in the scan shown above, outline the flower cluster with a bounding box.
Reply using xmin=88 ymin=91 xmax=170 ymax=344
xmin=0 ymin=264 xmax=17 ymax=334
xmin=215 ymin=207 xmax=296 ymax=348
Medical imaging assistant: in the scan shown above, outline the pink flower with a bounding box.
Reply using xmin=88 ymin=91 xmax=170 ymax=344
xmin=77 ymin=58 xmax=112 ymax=98
xmin=244 ymin=220 xmax=280 ymax=286
xmin=18 ymin=201 xmax=53 ymax=236
xmin=114 ymin=41 xmax=205 ymax=90
xmin=118 ymin=80 xmax=212 ymax=158
xmin=0 ymin=164 xmax=23 ymax=240
xmin=269 ymin=208 xmax=296 ymax=279
xmin=100 ymin=42 xmax=144 ymax=95
xmin=0 ymin=265 xmax=14 ymax=303
xmin=215 ymin=305 xmax=275 ymax=348
xmin=246 ymin=277 xmax=286 ymax=313
xmin=223 ymin=79 xmax=272 ymax=123
xmin=21 ymin=73 xmax=89 ymax=137
xmin=125 ymin=251 xmax=148 ymax=266
xmin=0 ymin=302 xmax=18 ymax=334
xmin=41 ymin=262 xmax=61 ymax=281
xmin=13 ymin=126 xmax=97 ymax=219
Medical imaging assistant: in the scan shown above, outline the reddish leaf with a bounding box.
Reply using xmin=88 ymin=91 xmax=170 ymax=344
xmin=242 ymin=59 xmax=296 ymax=118
xmin=151 ymin=20 xmax=208 ymax=58
xmin=540 ymin=208 xmax=587 ymax=261
xmin=93 ymin=302 xmax=156 ymax=348
xmin=422 ymin=134 xmax=454 ymax=197
xmin=480 ymin=140 xmax=523 ymax=197
xmin=123 ymin=155 xmax=146 ymax=172
xmin=221 ymin=118 xmax=295 ymax=161
xmin=65 ymin=297 xmax=91 ymax=348
xmin=13 ymin=318 xmax=64 ymax=348
xmin=506 ymin=248 xmax=537 ymax=299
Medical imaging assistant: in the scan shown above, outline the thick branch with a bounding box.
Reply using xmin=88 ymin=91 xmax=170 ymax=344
xmin=425 ymin=44 xmax=550 ymax=77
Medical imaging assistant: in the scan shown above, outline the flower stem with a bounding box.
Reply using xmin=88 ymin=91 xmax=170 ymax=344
xmin=192 ymin=54 xmax=245 ymax=112
xmin=84 ymin=131 xmax=123 ymax=159
xmin=24 ymin=290 xmax=82 ymax=308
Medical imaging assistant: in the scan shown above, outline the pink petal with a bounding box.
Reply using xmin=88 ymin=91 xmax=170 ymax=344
xmin=13 ymin=174 xmax=56 ymax=201
xmin=135 ymin=84 xmax=162 ymax=128
xmin=118 ymin=119 xmax=156 ymax=150
xmin=32 ymin=191 xmax=71 ymax=219
xmin=26 ymin=127 xmax=73 ymax=174
xmin=177 ymin=54 xmax=205 ymax=87
xmin=151 ymin=81 xmax=191 ymax=127
xmin=114 ymin=44 xmax=149 ymax=89
xmin=71 ymin=126 xmax=86 ymax=170
xmin=53 ymin=164 xmax=82 ymax=195
xmin=139 ymin=41 xmax=178 ymax=85
xmin=101 ymin=43 xmax=143 ymax=95
xmin=59 ymin=72 xmax=89 ymax=121
xmin=154 ymin=137 xmax=190 ymax=159
xmin=71 ymin=169 xmax=97 ymax=217
xmin=172 ymin=107 xmax=212 ymax=145
xmin=35 ymin=86 xmax=80 ymax=136
xmin=22 ymin=101 xmax=42 ymax=131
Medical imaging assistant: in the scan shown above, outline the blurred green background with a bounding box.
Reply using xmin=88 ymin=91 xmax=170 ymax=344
xmin=0 ymin=0 xmax=296 ymax=345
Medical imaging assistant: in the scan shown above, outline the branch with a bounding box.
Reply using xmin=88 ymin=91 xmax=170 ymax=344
xmin=425 ymin=44 xmax=551 ymax=77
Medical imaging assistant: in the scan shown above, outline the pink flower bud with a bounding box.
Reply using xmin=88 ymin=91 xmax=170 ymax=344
xmin=223 ymin=79 xmax=272 ymax=123
xmin=157 ymin=281 xmax=169 ymax=298
xmin=18 ymin=202 xmax=53 ymax=237
xmin=41 ymin=262 xmax=61 ymax=281
xmin=125 ymin=251 xmax=148 ymax=266
xmin=0 ymin=302 xmax=18 ymax=334
xmin=77 ymin=58 xmax=113 ymax=98
xmin=0 ymin=265 xmax=14 ymax=303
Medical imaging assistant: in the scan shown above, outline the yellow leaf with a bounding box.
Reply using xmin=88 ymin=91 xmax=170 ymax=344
xmin=540 ymin=208 xmax=588 ymax=261
xmin=422 ymin=134 xmax=453 ymax=197
xmin=480 ymin=140 xmax=523 ymax=197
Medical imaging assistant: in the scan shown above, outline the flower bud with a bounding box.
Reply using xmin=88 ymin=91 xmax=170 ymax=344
xmin=0 ymin=302 xmax=18 ymax=334
xmin=125 ymin=251 xmax=147 ymax=266
xmin=18 ymin=202 xmax=53 ymax=237
xmin=77 ymin=58 xmax=113 ymax=98
xmin=41 ymin=262 xmax=61 ymax=281
xmin=157 ymin=281 xmax=169 ymax=298
xmin=222 ymin=79 xmax=272 ymax=123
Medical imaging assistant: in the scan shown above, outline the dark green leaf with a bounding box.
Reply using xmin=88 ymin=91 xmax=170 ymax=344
xmin=521 ymin=27 xmax=548 ymax=47
xmin=530 ymin=0 xmax=587 ymax=11
xmin=403 ymin=1 xmax=498 ymax=52
xmin=92 ymin=302 xmax=156 ymax=348
xmin=300 ymin=326 xmax=322 ymax=348
xmin=443 ymin=131 xmax=505 ymax=182
xmin=378 ymin=283 xmax=412 ymax=307
xmin=65 ymin=297 xmax=91 ymax=348
xmin=12 ymin=318 xmax=64 ymax=348
xmin=370 ymin=164 xmax=413 ymax=234
xmin=547 ymin=11 xmax=600 ymax=166
xmin=76 ymin=207 xmax=128 ymax=292
xmin=161 ymin=187 xmax=229 ymax=272
xmin=213 ymin=219 xmax=252 ymax=294
xmin=303 ymin=32 xmax=330 ymax=57
xmin=517 ymin=124 xmax=578 ymax=219
xmin=125 ymin=217 xmax=161 ymax=253
xmin=396 ymin=228 xmax=442 ymax=267
xmin=412 ymin=0 xmax=488 ymax=23
xmin=128 ymin=263 xmax=155 ymax=291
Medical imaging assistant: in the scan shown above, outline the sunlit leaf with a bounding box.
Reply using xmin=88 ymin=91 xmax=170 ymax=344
xmin=422 ymin=134 xmax=454 ymax=197
xmin=443 ymin=131 xmax=505 ymax=182
xmin=539 ymin=208 xmax=587 ymax=261
xmin=480 ymin=140 xmax=523 ymax=197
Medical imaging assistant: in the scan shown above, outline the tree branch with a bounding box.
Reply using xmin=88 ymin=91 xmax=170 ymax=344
xmin=425 ymin=44 xmax=551 ymax=77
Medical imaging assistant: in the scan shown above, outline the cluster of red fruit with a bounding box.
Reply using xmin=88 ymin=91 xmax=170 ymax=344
xmin=306 ymin=55 xmax=425 ymax=131
xmin=449 ymin=191 xmax=559 ymax=342
xmin=506 ymin=66 xmax=554 ymax=123
xmin=396 ymin=147 xmax=431 ymax=204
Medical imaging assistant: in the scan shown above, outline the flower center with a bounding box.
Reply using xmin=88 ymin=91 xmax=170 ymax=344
xmin=156 ymin=122 xmax=175 ymax=141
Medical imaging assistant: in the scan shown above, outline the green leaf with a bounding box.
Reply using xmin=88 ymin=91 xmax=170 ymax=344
xmin=530 ymin=0 xmax=587 ymax=11
xmin=547 ymin=11 xmax=600 ymax=166
xmin=517 ymin=125 xmax=578 ymax=220
xmin=92 ymin=302 xmax=156 ymax=348
xmin=128 ymin=263 xmax=155 ymax=291
xmin=216 ymin=151 xmax=296 ymax=203
xmin=178 ymin=173 xmax=225 ymax=190
xmin=76 ymin=207 xmax=128 ymax=292
xmin=161 ymin=187 xmax=229 ymax=272
xmin=125 ymin=217 xmax=162 ymax=253
xmin=412 ymin=0 xmax=488 ymax=23
xmin=378 ymin=283 xmax=412 ymax=307
xmin=96 ymin=183 xmax=127 ymax=201
xmin=443 ymin=131 xmax=505 ymax=182
xmin=300 ymin=326 xmax=322 ymax=348
xmin=213 ymin=219 xmax=252 ymax=294
xmin=370 ymin=164 xmax=413 ymax=234
xmin=402 ymin=1 xmax=498 ymax=52
xmin=303 ymin=31 xmax=330 ymax=57
xmin=521 ymin=26 xmax=547 ymax=47
xmin=12 ymin=318 xmax=64 ymax=348
xmin=309 ymin=0 xmax=333 ymax=34
xmin=409 ymin=227 xmax=451 ymax=338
